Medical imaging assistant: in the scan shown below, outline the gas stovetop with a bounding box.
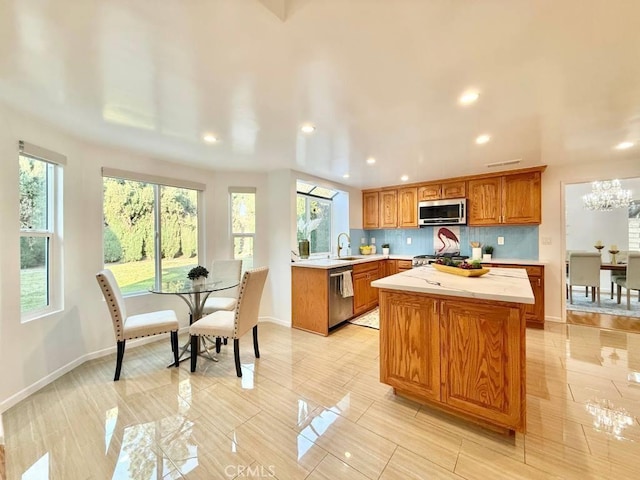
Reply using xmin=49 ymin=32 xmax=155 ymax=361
xmin=412 ymin=252 xmax=469 ymax=267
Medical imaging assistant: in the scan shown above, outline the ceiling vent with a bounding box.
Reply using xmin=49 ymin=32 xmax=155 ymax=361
xmin=486 ymin=159 xmax=521 ymax=168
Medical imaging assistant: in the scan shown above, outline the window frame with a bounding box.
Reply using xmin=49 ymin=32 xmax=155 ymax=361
xmin=19 ymin=142 xmax=65 ymax=322
xmin=101 ymin=169 xmax=205 ymax=296
xmin=229 ymin=188 xmax=256 ymax=271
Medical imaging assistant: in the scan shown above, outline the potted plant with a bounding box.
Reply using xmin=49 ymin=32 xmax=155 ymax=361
xmin=187 ymin=265 xmax=209 ymax=286
xmin=483 ymin=245 xmax=494 ymax=261
xmin=297 ymin=217 xmax=323 ymax=259
xmin=382 ymin=243 xmax=390 ymax=255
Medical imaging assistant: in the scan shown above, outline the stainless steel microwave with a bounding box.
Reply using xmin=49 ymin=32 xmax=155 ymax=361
xmin=418 ymin=198 xmax=467 ymax=226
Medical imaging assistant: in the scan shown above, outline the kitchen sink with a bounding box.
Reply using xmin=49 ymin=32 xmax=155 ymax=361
xmin=336 ymin=256 xmax=363 ymax=261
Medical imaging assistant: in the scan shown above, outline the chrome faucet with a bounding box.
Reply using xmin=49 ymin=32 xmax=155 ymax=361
xmin=337 ymin=232 xmax=351 ymax=258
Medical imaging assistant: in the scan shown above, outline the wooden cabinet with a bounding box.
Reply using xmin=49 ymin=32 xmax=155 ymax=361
xmin=418 ymin=181 xmax=466 ymax=201
xmin=363 ymin=191 xmax=379 ymax=229
xmin=292 ymin=267 xmax=330 ymax=336
xmin=379 ymin=289 xmax=526 ymax=433
xmin=440 ymin=301 xmax=523 ymax=428
xmin=397 ymin=187 xmax=418 ymax=228
xmin=468 ymin=172 xmax=541 ymax=226
xmin=380 ymin=291 xmax=440 ymax=401
xmin=353 ymin=261 xmax=381 ymax=316
xmin=379 ymin=190 xmax=398 ymax=228
xmin=397 ymin=259 xmax=412 ymax=272
xmin=484 ymin=264 xmax=545 ymax=328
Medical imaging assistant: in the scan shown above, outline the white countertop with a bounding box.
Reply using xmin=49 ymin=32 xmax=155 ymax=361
xmin=371 ymin=265 xmax=535 ymax=304
xmin=292 ymin=254 xmax=389 ymax=269
xmin=480 ymin=258 xmax=547 ymax=266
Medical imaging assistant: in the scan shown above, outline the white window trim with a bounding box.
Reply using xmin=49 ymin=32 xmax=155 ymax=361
xmin=20 ymin=151 xmax=64 ymax=322
xmin=229 ymin=188 xmax=256 ymax=261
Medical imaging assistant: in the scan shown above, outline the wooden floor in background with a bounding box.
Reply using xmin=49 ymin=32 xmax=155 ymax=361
xmin=566 ymin=309 xmax=640 ymax=333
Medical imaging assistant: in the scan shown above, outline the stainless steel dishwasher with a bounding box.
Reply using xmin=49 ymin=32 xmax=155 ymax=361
xmin=328 ymin=266 xmax=354 ymax=328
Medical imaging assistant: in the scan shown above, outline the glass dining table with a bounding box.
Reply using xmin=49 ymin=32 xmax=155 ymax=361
xmin=150 ymin=278 xmax=239 ymax=364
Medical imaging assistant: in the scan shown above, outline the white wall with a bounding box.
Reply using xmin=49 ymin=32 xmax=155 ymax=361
xmin=540 ymin=160 xmax=640 ymax=321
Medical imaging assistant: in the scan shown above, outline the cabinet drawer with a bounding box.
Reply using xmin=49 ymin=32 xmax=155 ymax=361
xmin=353 ymin=261 xmax=380 ymax=275
xmin=397 ymin=260 xmax=413 ymax=271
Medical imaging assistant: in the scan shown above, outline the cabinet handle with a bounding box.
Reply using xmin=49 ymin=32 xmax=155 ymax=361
xmin=537 ymin=278 xmax=541 ymax=287
xmin=433 ymin=302 xmax=438 ymax=315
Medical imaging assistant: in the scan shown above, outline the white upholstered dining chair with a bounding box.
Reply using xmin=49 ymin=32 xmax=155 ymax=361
xmin=568 ymin=252 xmax=601 ymax=306
xmin=615 ymin=252 xmax=640 ymax=310
xmin=202 ymin=259 xmax=243 ymax=315
xmin=96 ymin=269 xmax=179 ymax=381
xmin=189 ymin=266 xmax=269 ymax=377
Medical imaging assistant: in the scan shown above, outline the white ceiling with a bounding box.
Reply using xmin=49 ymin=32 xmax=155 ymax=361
xmin=1 ymin=0 xmax=639 ymax=189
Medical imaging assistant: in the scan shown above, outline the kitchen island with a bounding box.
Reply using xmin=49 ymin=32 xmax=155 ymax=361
xmin=371 ymin=265 xmax=534 ymax=434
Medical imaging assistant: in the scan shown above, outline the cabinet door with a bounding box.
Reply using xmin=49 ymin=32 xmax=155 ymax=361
xmin=385 ymin=259 xmax=398 ymax=276
xmin=363 ymin=191 xmax=380 ymax=229
xmin=440 ymin=301 xmax=523 ymax=427
xmin=502 ymin=172 xmax=541 ymax=224
xmin=525 ymin=272 xmax=545 ymax=327
xmin=418 ymin=183 xmax=441 ymax=201
xmin=398 ymin=187 xmax=418 ymax=228
xmin=379 ymin=291 xmax=440 ymax=401
xmin=441 ymin=181 xmax=466 ymax=199
xmin=352 ymin=272 xmax=370 ymax=316
xmin=379 ymin=190 xmax=398 ymax=228
xmin=468 ymin=177 xmax=502 ymax=225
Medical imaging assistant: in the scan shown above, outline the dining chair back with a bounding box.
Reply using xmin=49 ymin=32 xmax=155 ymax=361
xmin=189 ymin=266 xmax=269 ymax=377
xmin=202 ymin=259 xmax=243 ymax=315
xmin=615 ymin=252 xmax=640 ymax=309
xmin=568 ymin=252 xmax=601 ymax=305
xmin=96 ymin=269 xmax=180 ymax=380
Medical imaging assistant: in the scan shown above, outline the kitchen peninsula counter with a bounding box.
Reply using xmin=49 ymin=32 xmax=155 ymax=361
xmin=372 ymin=265 xmax=533 ymax=434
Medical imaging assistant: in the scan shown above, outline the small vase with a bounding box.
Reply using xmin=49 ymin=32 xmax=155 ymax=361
xmin=382 ymin=247 xmax=390 ymax=255
xmin=192 ymin=277 xmax=205 ymax=288
xmin=482 ymin=254 xmax=492 ymax=261
xmin=472 ymin=247 xmax=482 ymax=261
xmin=299 ymin=240 xmax=310 ymax=259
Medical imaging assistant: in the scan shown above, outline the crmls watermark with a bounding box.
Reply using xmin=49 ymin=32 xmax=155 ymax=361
xmin=224 ymin=465 xmax=276 ymax=478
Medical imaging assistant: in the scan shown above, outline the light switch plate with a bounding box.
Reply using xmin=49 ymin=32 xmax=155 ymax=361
xmin=497 ymin=236 xmax=505 ymax=245
xmin=541 ymin=236 xmax=552 ymax=245
xmin=407 ymin=237 xmax=412 ymax=245
xmin=361 ymin=238 xmax=366 ymax=244
xmin=371 ymin=237 xmax=376 ymax=244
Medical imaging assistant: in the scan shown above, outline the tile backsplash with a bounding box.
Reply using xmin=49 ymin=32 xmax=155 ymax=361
xmin=350 ymin=226 xmax=538 ymax=259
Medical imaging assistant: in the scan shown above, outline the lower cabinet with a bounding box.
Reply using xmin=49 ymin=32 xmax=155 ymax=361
xmin=484 ymin=264 xmax=545 ymax=328
xmin=353 ymin=261 xmax=381 ymax=316
xmin=379 ymin=289 xmax=526 ymax=433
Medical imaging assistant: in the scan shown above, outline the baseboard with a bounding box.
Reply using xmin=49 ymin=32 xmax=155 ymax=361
xmin=545 ymin=315 xmax=563 ymax=323
xmin=259 ymin=316 xmax=290 ymax=327
xmin=0 ymin=333 xmax=175 ymax=414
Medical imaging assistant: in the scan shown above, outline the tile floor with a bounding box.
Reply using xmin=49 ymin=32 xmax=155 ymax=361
xmin=3 ymin=320 xmax=640 ymax=479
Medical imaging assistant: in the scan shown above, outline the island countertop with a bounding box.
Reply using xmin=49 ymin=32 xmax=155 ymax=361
xmin=371 ymin=265 xmax=534 ymax=305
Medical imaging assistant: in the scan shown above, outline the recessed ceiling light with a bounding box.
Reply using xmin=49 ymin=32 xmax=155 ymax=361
xmin=459 ymin=90 xmax=480 ymax=105
xmin=615 ymin=141 xmax=634 ymax=150
xmin=475 ymin=134 xmax=491 ymax=145
xmin=301 ymin=124 xmax=316 ymax=133
xmin=366 ymin=157 xmax=376 ymax=165
xmin=400 ymin=175 xmax=409 ymax=182
xmin=203 ymin=133 xmax=218 ymax=143
xmin=343 ymin=173 xmax=350 ymax=178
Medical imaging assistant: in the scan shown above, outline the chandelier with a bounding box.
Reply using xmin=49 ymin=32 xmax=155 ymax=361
xmin=582 ymin=179 xmax=632 ymax=211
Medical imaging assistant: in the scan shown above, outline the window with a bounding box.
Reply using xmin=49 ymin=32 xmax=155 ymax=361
xmin=297 ymin=194 xmax=332 ymax=255
xmin=102 ymin=169 xmax=203 ymax=295
xmin=230 ymin=189 xmax=256 ymax=271
xmin=19 ymin=141 xmax=65 ymax=319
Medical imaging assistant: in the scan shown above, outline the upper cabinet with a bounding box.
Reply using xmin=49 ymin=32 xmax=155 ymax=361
xmin=363 ymin=166 xmax=545 ymax=229
xmin=468 ymin=171 xmax=542 ymax=226
xmin=417 ymin=181 xmax=466 ymax=201
xmin=363 ymin=191 xmax=380 ymax=229
xmin=379 ymin=190 xmax=398 ymax=228
xmin=398 ymin=187 xmax=418 ymax=228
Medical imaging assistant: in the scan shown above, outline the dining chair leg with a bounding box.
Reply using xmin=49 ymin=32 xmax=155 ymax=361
xmin=216 ymin=337 xmax=221 ymax=353
xmin=569 ymin=285 xmax=573 ymax=304
xmin=115 ymin=340 xmax=126 ymax=381
xmin=591 ymin=287 xmax=596 ymax=303
xmin=171 ymin=331 xmax=179 ymax=367
xmin=234 ymin=339 xmax=242 ymax=377
xmin=628 ymin=289 xmax=631 ymax=310
xmin=597 ymin=286 xmax=600 ymax=306
xmin=617 ymin=285 xmax=622 ymax=304
xmin=585 ymin=286 xmax=588 ymax=297
xmin=253 ymin=325 xmax=260 ymax=358
xmin=223 ymin=338 xmax=228 ymax=345
xmin=190 ymin=335 xmax=199 ymax=372
xmin=610 ymin=282 xmax=614 ymax=299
